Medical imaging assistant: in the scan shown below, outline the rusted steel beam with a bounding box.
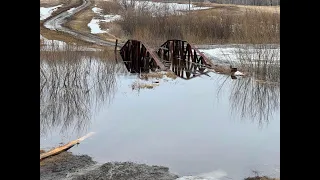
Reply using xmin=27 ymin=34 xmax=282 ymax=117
xmin=189 ymin=43 xmax=214 ymax=68
xmin=120 ymin=40 xmax=167 ymax=72
xmin=121 ymin=39 xmax=213 ymax=76
xmin=144 ymin=44 xmax=167 ymax=70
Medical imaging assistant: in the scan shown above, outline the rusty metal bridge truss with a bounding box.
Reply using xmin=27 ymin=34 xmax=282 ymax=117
xmin=120 ymin=39 xmax=215 ymax=79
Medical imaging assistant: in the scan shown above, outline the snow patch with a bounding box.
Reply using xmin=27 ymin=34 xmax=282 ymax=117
xmin=67 ymin=7 xmax=76 ymax=13
xmin=234 ymin=71 xmax=244 ymax=76
xmin=199 ymin=46 xmax=280 ymax=65
xmin=92 ymin=7 xmax=103 ymax=14
xmin=88 ymin=7 xmax=122 ymax=34
xmin=176 ymin=169 xmax=227 ymax=180
xmin=87 ymin=1 xmax=209 ymax=33
xmin=40 ymin=5 xmax=63 ymax=20
xmin=88 ymin=19 xmax=107 ymax=34
xmin=133 ymin=1 xmax=211 ymax=14
xmin=103 ymin=14 xmax=122 ymax=22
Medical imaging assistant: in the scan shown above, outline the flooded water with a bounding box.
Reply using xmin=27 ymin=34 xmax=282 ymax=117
xmin=40 ymin=46 xmax=280 ymax=180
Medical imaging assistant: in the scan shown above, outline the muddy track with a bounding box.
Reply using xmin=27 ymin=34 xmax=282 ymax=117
xmin=43 ymin=0 xmax=123 ymax=47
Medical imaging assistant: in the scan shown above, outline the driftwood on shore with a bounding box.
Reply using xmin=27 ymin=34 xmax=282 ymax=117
xmin=40 ymin=132 xmax=95 ymax=161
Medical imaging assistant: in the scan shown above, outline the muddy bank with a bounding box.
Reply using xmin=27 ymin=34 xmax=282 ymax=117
xmin=40 ymin=152 xmax=95 ymax=180
xmin=245 ymin=176 xmax=279 ymax=180
xmin=40 ymin=152 xmax=179 ymax=180
xmin=71 ymin=162 xmax=179 ymax=180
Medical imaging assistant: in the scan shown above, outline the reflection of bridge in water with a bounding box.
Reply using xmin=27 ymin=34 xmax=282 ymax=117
xmin=120 ymin=39 xmax=216 ymax=80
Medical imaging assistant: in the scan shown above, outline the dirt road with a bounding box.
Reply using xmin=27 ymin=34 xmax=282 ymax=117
xmin=43 ymin=0 xmax=122 ymax=47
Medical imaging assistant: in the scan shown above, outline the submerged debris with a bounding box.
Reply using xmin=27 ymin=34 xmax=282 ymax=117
xmin=139 ymin=72 xmax=177 ymax=81
xmin=132 ymin=81 xmax=159 ymax=90
xmin=131 ymin=71 xmax=177 ymax=90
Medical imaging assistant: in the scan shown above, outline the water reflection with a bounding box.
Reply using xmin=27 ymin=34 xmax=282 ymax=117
xmin=40 ymin=45 xmax=279 ymax=178
xmin=217 ymin=75 xmax=280 ymax=128
xmin=215 ymin=44 xmax=280 ymax=127
xmin=170 ymin=58 xmax=211 ymax=80
xmin=40 ymin=48 xmax=127 ymax=137
xmin=231 ymin=77 xmax=279 ymax=127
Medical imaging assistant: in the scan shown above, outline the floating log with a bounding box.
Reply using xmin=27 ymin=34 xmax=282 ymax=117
xmin=40 ymin=132 xmax=95 ymax=161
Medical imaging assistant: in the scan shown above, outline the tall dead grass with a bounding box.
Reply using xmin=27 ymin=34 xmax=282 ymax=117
xmin=228 ymin=44 xmax=280 ymax=83
xmin=116 ymin=7 xmax=279 ymax=45
xmin=95 ymin=0 xmax=123 ymax=14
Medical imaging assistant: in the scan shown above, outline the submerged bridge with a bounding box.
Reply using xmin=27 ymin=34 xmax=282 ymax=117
xmin=120 ymin=39 xmax=216 ymax=79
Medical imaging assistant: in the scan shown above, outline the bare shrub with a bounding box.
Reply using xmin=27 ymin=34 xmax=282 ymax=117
xmin=96 ymin=0 xmax=123 ymax=14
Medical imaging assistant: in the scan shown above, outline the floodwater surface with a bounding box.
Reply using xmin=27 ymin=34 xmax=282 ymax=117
xmin=40 ymin=47 xmax=280 ymax=180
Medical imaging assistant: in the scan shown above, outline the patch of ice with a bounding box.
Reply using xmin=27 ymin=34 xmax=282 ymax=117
xmin=176 ymin=170 xmax=227 ymax=180
xmin=102 ymin=14 xmax=122 ymax=22
xmin=88 ymin=19 xmax=107 ymax=34
xmin=40 ymin=5 xmax=63 ymax=20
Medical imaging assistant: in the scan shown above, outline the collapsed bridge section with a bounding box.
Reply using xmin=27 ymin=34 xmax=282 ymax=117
xmin=120 ymin=39 xmax=215 ymax=79
xmin=120 ymin=40 xmax=167 ymax=73
xmin=157 ymin=39 xmax=214 ymax=79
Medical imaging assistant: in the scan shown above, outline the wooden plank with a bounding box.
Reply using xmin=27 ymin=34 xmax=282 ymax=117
xmin=40 ymin=132 xmax=95 ymax=161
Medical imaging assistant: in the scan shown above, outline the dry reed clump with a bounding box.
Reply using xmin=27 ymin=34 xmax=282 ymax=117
xmin=231 ymin=44 xmax=280 ymax=83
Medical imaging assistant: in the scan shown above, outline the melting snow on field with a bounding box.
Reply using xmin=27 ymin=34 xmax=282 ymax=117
xmin=199 ymin=45 xmax=280 ymax=65
xmin=133 ymin=1 xmax=212 ymax=14
xmin=40 ymin=5 xmax=63 ymax=20
xmin=88 ymin=19 xmax=107 ymax=34
xmin=88 ymin=7 xmax=121 ymax=34
xmin=88 ymin=1 xmax=211 ymax=34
